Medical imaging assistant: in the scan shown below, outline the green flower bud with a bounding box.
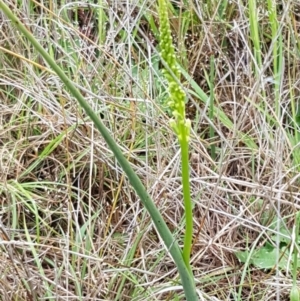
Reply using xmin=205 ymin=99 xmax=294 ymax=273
xmin=169 ymin=119 xmax=179 ymax=134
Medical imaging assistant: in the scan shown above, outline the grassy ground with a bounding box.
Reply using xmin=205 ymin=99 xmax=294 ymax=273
xmin=1 ymin=0 xmax=300 ymax=300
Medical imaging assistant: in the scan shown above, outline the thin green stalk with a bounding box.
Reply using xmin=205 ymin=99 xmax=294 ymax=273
xmin=97 ymin=0 xmax=106 ymax=45
xmin=267 ymin=0 xmax=283 ymax=118
xmin=158 ymin=0 xmax=193 ymax=269
xmin=0 ymin=2 xmax=198 ymax=300
xmin=248 ymin=0 xmax=262 ymax=74
xmin=248 ymin=0 xmax=267 ymax=105
xmin=180 ymin=135 xmax=193 ymax=266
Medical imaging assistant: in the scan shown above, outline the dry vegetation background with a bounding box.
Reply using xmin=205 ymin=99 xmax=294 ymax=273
xmin=1 ymin=0 xmax=300 ymax=300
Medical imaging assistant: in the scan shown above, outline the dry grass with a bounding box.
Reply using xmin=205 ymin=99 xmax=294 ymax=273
xmin=1 ymin=0 xmax=300 ymax=300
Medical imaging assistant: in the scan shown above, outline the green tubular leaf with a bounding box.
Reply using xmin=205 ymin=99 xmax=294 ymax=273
xmin=0 ymin=1 xmax=198 ymax=300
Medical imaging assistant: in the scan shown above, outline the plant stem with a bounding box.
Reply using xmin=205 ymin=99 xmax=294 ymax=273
xmin=180 ymin=134 xmax=193 ymax=268
xmin=157 ymin=0 xmax=193 ymax=271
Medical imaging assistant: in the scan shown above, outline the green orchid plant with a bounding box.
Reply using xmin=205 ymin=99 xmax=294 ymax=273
xmin=0 ymin=0 xmax=198 ymax=299
xmin=158 ymin=0 xmax=193 ymax=269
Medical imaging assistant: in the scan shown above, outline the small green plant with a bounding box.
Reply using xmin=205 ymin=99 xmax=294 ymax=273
xmin=235 ymin=213 xmax=300 ymax=301
xmin=236 ymin=217 xmax=300 ymax=270
xmin=158 ymin=0 xmax=193 ymax=269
